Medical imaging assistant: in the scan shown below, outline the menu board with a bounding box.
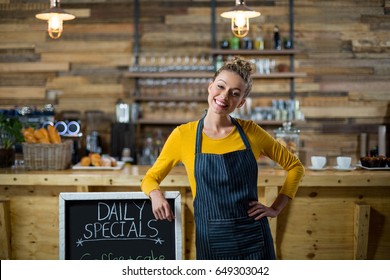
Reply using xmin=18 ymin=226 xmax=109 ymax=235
xmin=59 ymin=191 xmax=182 ymax=260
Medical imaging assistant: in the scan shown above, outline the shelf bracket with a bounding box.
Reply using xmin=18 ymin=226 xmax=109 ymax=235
xmin=134 ymin=0 xmax=140 ymax=96
xmin=289 ymin=0 xmax=295 ymax=100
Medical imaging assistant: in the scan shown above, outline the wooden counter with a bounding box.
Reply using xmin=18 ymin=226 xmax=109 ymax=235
xmin=1 ymin=165 xmax=389 ymax=260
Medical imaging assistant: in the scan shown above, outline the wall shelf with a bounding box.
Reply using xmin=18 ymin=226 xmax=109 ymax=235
xmin=209 ymin=49 xmax=301 ymax=56
xmin=133 ymin=96 xmax=206 ymax=102
xmin=137 ymin=119 xmax=303 ymax=126
xmin=124 ymin=71 xmax=306 ymax=79
xmin=124 ymin=72 xmax=213 ymax=79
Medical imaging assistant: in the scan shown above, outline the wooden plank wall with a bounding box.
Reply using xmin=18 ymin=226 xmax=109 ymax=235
xmin=0 ymin=0 xmax=389 ymax=165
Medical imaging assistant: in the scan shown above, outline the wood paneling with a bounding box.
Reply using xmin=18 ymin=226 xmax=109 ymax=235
xmin=0 ymin=0 xmax=389 ymax=161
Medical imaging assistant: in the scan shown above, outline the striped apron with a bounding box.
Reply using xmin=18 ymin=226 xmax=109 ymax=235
xmin=193 ymin=116 xmax=276 ymax=260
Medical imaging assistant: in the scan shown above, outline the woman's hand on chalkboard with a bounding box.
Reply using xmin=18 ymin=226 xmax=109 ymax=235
xmin=149 ymin=190 xmax=175 ymax=222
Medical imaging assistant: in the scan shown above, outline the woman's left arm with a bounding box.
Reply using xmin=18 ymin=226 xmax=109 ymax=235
xmin=245 ymin=120 xmax=305 ymax=218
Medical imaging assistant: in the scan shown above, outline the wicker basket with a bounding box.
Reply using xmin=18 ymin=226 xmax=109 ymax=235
xmin=22 ymin=140 xmax=72 ymax=170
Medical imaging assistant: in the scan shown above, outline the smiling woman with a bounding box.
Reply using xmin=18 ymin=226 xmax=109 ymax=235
xmin=141 ymin=56 xmax=305 ymax=260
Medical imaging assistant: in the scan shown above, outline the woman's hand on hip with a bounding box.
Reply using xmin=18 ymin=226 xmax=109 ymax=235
xmin=247 ymin=201 xmax=278 ymax=220
xmin=149 ymin=189 xmax=175 ymax=222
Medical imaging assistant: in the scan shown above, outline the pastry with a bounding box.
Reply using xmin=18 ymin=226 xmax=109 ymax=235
xmin=90 ymin=153 xmax=102 ymax=166
xmin=47 ymin=125 xmax=61 ymax=144
xmin=110 ymin=157 xmax=117 ymax=167
xmin=80 ymin=156 xmax=91 ymax=166
xmin=360 ymin=156 xmax=387 ymax=168
xmin=34 ymin=128 xmax=50 ymax=144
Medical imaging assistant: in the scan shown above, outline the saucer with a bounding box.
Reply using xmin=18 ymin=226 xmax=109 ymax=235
xmin=332 ymin=166 xmax=356 ymax=171
xmin=308 ymin=166 xmax=328 ymax=171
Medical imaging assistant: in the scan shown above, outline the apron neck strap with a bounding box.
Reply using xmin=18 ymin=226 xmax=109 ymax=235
xmin=230 ymin=117 xmax=252 ymax=150
xmin=195 ymin=115 xmax=251 ymax=154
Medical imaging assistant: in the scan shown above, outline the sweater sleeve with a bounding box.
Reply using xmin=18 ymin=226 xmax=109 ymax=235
xmin=246 ymin=121 xmax=305 ymax=199
xmin=140 ymin=127 xmax=182 ymax=196
xmin=263 ymin=131 xmax=304 ymax=199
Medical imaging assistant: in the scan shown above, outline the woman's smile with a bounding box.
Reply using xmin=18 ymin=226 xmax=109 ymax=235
xmin=214 ymin=98 xmax=228 ymax=109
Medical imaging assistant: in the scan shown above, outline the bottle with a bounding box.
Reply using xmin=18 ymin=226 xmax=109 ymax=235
xmin=215 ymin=55 xmax=224 ymax=71
xmin=153 ymin=129 xmax=164 ymax=158
xmin=240 ymin=37 xmax=253 ymax=49
xmin=115 ymin=99 xmax=130 ymax=123
xmin=230 ymin=36 xmax=239 ymax=50
xmin=86 ymin=131 xmax=101 ymax=154
xmin=273 ymin=25 xmax=281 ymax=50
xmin=254 ymin=28 xmax=264 ymax=50
xmin=283 ymin=37 xmax=293 ymax=49
xmin=220 ymin=37 xmax=230 ymax=49
xmin=141 ymin=134 xmax=156 ymax=165
xmin=254 ymin=35 xmax=264 ymax=50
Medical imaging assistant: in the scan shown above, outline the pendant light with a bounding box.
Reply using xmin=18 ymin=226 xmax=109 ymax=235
xmin=221 ymin=0 xmax=260 ymax=38
xmin=35 ymin=0 xmax=75 ymax=39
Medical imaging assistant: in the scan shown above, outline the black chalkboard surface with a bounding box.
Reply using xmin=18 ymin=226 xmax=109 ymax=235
xmin=59 ymin=191 xmax=182 ymax=260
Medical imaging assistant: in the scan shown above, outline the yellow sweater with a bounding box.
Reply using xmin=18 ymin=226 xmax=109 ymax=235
xmin=141 ymin=119 xmax=304 ymax=199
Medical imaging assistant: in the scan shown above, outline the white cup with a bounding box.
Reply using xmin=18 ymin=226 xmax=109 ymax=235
xmin=311 ymin=156 xmax=327 ymax=169
xmin=337 ymin=156 xmax=351 ymax=169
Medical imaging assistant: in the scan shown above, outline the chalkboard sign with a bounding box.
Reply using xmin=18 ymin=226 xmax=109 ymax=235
xmin=59 ymin=191 xmax=182 ymax=260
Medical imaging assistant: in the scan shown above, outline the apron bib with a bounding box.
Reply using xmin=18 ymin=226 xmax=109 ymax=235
xmin=193 ymin=116 xmax=276 ymax=260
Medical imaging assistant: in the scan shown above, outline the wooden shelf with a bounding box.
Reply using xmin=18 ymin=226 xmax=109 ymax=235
xmin=255 ymin=120 xmax=304 ymax=126
xmin=137 ymin=118 xmax=302 ymax=126
xmin=133 ymin=96 xmax=206 ymax=102
xmin=137 ymin=118 xmax=196 ymax=125
xmin=124 ymin=71 xmax=306 ymax=79
xmin=123 ymin=71 xmax=213 ymax=78
xmin=252 ymin=72 xmax=307 ymax=79
xmin=209 ymin=49 xmax=301 ymax=56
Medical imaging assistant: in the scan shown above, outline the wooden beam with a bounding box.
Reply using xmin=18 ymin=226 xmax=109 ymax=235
xmin=76 ymin=186 xmax=90 ymax=192
xmin=0 ymin=87 xmax=46 ymax=99
xmin=349 ymin=91 xmax=390 ymax=101
xmin=265 ymin=186 xmax=279 ymax=251
xmin=34 ymin=42 xmax=132 ymax=53
xmin=301 ymin=106 xmax=388 ymax=118
xmin=322 ymin=123 xmax=384 ymax=134
xmin=41 ymin=52 xmax=134 ymax=66
xmin=57 ymin=84 xmax=123 ymax=97
xmin=0 ymin=200 xmax=12 ymax=260
xmin=0 ymin=62 xmax=69 ymax=72
xmin=354 ymin=204 xmax=370 ymax=260
xmin=0 ymin=43 xmax=35 ymax=50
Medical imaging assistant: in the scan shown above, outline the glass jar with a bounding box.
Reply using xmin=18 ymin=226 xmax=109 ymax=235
xmin=254 ymin=36 xmax=264 ymax=50
xmin=274 ymin=122 xmax=300 ymax=158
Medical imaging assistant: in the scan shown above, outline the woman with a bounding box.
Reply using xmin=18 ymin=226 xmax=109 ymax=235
xmin=141 ymin=57 xmax=305 ymax=260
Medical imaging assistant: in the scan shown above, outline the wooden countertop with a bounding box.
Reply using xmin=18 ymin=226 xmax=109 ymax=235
xmin=1 ymin=165 xmax=389 ymax=188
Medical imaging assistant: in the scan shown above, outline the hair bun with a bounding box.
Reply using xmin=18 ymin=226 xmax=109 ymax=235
xmin=231 ymin=56 xmax=255 ymax=74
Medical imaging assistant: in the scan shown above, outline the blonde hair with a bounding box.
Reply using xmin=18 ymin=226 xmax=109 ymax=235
xmin=213 ymin=56 xmax=255 ymax=97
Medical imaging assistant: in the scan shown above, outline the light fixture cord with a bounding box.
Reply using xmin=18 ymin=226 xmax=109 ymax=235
xmin=50 ymin=0 xmax=60 ymax=8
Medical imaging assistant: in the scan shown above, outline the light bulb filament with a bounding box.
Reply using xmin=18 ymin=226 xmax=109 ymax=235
xmin=48 ymin=14 xmax=63 ymax=39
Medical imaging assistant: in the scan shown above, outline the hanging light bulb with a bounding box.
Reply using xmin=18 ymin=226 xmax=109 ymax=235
xmin=35 ymin=0 xmax=75 ymax=39
xmin=221 ymin=0 xmax=260 ymax=38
